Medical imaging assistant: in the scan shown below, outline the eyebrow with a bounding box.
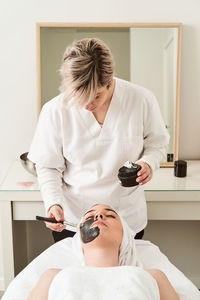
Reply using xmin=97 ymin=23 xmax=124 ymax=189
xmin=84 ymin=208 xmax=118 ymax=216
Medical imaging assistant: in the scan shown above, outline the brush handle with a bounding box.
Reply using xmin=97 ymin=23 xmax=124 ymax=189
xmin=36 ymin=215 xmax=63 ymax=224
xmin=36 ymin=215 xmax=78 ymax=228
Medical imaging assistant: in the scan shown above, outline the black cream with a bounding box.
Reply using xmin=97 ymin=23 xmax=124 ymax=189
xmin=80 ymin=218 xmax=100 ymax=243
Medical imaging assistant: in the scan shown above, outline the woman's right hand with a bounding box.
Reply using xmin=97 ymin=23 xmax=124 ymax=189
xmin=45 ymin=205 xmax=66 ymax=232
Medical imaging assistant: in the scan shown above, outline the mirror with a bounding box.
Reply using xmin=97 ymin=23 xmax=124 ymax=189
xmin=37 ymin=23 xmax=182 ymax=167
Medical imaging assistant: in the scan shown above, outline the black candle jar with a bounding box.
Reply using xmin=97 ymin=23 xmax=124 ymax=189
xmin=174 ymin=160 xmax=187 ymax=177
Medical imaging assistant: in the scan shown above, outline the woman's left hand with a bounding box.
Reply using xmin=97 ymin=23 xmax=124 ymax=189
xmin=136 ymin=162 xmax=152 ymax=185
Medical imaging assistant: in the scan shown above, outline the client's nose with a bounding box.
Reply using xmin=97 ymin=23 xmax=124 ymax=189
xmin=95 ymin=214 xmax=103 ymax=220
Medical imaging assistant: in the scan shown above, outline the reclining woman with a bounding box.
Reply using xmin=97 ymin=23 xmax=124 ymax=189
xmin=3 ymin=204 xmax=200 ymax=300
xmin=27 ymin=204 xmax=179 ymax=300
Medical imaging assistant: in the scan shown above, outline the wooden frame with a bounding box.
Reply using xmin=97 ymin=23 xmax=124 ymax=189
xmin=36 ymin=23 xmax=182 ymax=167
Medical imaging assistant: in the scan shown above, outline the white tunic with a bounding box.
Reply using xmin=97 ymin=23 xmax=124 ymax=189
xmin=28 ymin=77 xmax=169 ymax=232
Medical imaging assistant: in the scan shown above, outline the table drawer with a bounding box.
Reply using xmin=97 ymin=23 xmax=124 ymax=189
xmin=147 ymin=201 xmax=200 ymax=220
xmin=12 ymin=201 xmax=45 ymax=220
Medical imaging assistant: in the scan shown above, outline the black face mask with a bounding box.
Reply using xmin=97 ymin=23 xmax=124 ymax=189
xmin=80 ymin=218 xmax=100 ymax=243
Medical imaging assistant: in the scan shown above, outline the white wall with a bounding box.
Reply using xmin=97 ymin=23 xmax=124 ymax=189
xmin=0 ymin=0 xmax=200 ymax=172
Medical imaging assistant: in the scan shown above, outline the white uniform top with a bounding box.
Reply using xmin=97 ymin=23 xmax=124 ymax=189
xmin=28 ymin=77 xmax=169 ymax=232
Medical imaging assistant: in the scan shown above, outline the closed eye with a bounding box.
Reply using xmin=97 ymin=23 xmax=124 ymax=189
xmin=85 ymin=216 xmax=94 ymax=221
xmin=106 ymin=215 xmax=116 ymax=218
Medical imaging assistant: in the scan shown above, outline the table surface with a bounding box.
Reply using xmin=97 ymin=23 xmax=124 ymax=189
xmin=0 ymin=160 xmax=200 ymax=192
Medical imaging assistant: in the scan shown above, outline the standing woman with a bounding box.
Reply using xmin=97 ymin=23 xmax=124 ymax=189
xmin=28 ymin=38 xmax=169 ymax=242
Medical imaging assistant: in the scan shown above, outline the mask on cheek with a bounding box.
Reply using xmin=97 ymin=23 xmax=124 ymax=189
xmin=80 ymin=218 xmax=100 ymax=243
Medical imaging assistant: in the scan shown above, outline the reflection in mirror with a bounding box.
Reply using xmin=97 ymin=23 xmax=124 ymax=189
xmin=130 ymin=28 xmax=178 ymax=163
xmin=38 ymin=24 xmax=182 ymax=166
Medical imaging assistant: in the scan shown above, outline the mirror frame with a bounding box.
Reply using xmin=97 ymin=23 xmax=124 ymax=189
xmin=36 ymin=22 xmax=182 ymax=167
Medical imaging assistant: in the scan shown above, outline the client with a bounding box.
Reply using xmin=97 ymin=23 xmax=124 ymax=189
xmin=3 ymin=205 xmax=200 ymax=300
xmin=27 ymin=204 xmax=178 ymax=300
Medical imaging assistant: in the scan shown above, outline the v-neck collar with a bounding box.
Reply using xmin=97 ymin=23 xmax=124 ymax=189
xmin=78 ymin=78 xmax=120 ymax=139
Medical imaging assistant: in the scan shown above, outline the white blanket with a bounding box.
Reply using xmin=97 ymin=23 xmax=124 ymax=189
xmin=48 ymin=266 xmax=160 ymax=300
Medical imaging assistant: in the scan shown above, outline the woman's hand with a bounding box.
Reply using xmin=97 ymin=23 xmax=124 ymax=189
xmin=46 ymin=205 xmax=66 ymax=232
xmin=136 ymin=162 xmax=152 ymax=185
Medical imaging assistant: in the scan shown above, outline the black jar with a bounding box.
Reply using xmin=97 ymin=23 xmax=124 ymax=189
xmin=174 ymin=160 xmax=187 ymax=177
xmin=118 ymin=162 xmax=141 ymax=187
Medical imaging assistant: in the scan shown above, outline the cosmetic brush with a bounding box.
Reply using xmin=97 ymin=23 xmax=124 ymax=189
xmin=36 ymin=215 xmax=79 ymax=228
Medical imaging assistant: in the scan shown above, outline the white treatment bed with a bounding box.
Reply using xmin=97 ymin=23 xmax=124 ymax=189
xmin=2 ymin=238 xmax=200 ymax=300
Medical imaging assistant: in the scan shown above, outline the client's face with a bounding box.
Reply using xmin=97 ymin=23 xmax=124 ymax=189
xmin=80 ymin=204 xmax=123 ymax=249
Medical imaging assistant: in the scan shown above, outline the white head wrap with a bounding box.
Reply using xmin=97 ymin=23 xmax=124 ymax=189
xmin=118 ymin=217 xmax=138 ymax=266
xmin=72 ymin=215 xmax=142 ymax=267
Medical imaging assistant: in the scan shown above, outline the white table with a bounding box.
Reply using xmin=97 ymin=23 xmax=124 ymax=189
xmin=0 ymin=160 xmax=200 ymax=291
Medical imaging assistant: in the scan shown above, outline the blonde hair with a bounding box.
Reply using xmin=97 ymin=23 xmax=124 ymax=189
xmin=59 ymin=38 xmax=115 ymax=106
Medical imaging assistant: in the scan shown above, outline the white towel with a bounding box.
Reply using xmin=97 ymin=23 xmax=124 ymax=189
xmin=48 ymin=266 xmax=160 ymax=300
xmin=119 ymin=217 xmax=139 ymax=266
